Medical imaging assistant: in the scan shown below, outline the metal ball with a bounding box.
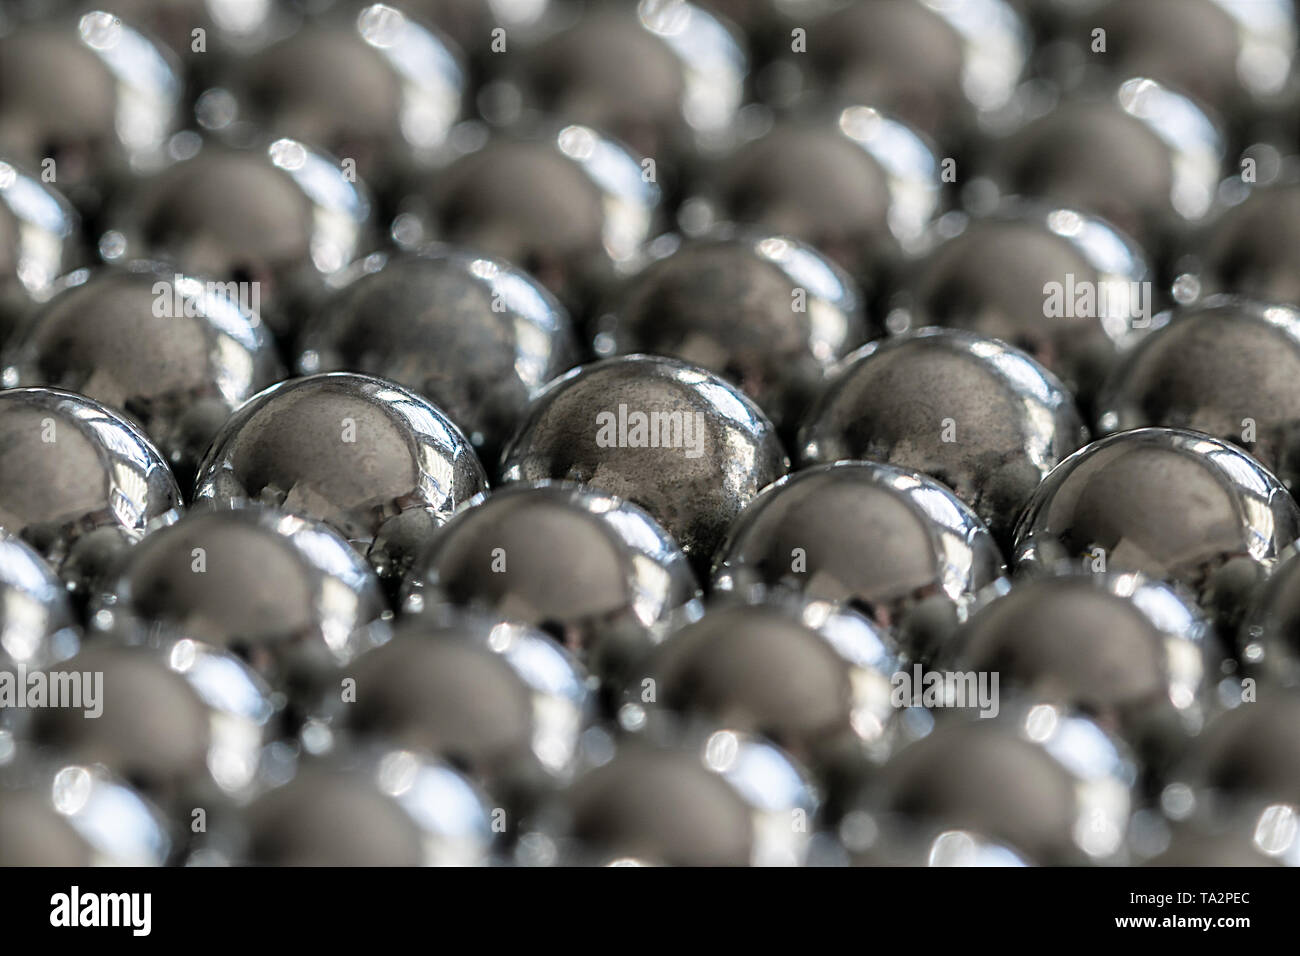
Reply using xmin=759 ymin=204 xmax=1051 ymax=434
xmin=713 ymin=460 xmax=1005 ymax=658
xmin=0 ymin=10 xmax=181 ymax=199
xmin=226 ymin=3 xmax=465 ymax=193
xmin=684 ymin=106 xmax=941 ymax=291
xmin=632 ymin=597 xmax=903 ymax=789
xmin=1239 ymin=542 xmax=1300 ymax=689
xmin=323 ymin=614 xmax=591 ymax=807
xmin=507 ymin=0 xmax=747 ymax=163
xmin=1184 ymin=181 xmax=1300 ymax=311
xmin=100 ymin=137 xmax=374 ymax=340
xmin=894 ymin=203 xmax=1154 ymax=411
xmin=1176 ymin=692 xmax=1300 ymax=814
xmin=773 ymin=0 xmax=1029 ymax=149
xmin=193 ymin=371 xmax=488 ymax=586
xmin=92 ymin=506 xmax=388 ymax=704
xmin=0 ymin=157 xmax=83 ymax=350
xmin=799 ymin=328 xmax=1088 ymax=546
xmin=984 ymin=77 xmax=1222 ymax=261
xmin=296 ymin=246 xmax=578 ymax=469
xmin=1013 ymin=427 xmax=1300 ymax=628
xmin=854 ymin=706 xmax=1137 ymax=864
xmin=0 ymin=528 xmax=80 ymax=671
xmin=538 ymin=732 xmax=818 ymax=866
xmin=12 ymin=639 xmax=276 ymax=813
xmin=236 ymin=752 xmax=496 ymax=866
xmin=0 ymin=386 xmax=183 ymax=596
xmin=403 ymin=126 xmax=661 ymax=316
xmin=593 ymin=230 xmax=869 ymax=435
xmin=1096 ymin=297 xmax=1300 ymax=490
xmin=500 ymin=354 xmax=789 ymax=570
xmin=946 ymin=570 xmax=1213 ymax=771
xmin=402 ymin=481 xmax=701 ymax=684
xmin=4 ymin=263 xmax=284 ymax=486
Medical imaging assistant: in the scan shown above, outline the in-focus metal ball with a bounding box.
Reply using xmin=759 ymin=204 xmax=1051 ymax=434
xmin=399 ymin=126 xmax=661 ymax=316
xmin=534 ymin=732 xmax=818 ymax=866
xmin=713 ymin=460 xmax=1005 ymax=660
xmin=893 ymin=203 xmax=1154 ymax=411
xmin=772 ymin=0 xmax=1028 ymax=149
xmin=852 ymin=706 xmax=1137 ymax=865
xmin=296 ymin=246 xmax=578 ymax=468
xmin=1013 ymin=427 xmax=1300 ymax=630
xmin=592 ymin=230 xmax=868 ymax=435
xmin=506 ymin=0 xmax=747 ymax=163
xmin=323 ymin=614 xmax=591 ymax=809
xmin=99 ymin=136 xmax=374 ymax=340
xmin=799 ymin=328 xmax=1088 ymax=546
xmin=223 ymin=3 xmax=465 ymax=197
xmin=3 ymin=263 xmax=284 ymax=486
xmin=402 ymin=482 xmax=701 ymax=685
xmin=1095 ymin=297 xmax=1300 ymax=490
xmin=0 ymin=10 xmax=181 ymax=202
xmin=1239 ymin=542 xmax=1300 ymax=689
xmin=632 ymin=597 xmax=903 ymax=793
xmin=0 ymin=158 xmax=83 ymax=350
xmin=683 ymin=105 xmax=941 ymax=294
xmin=0 ymin=528 xmax=80 ymax=671
xmin=500 ymin=354 xmax=788 ymax=570
xmin=92 ymin=506 xmax=388 ymax=704
xmin=193 ymin=371 xmax=488 ymax=587
xmin=946 ymin=570 xmax=1213 ymax=773
xmin=12 ymin=640 xmax=276 ymax=815
xmin=0 ymin=387 xmax=183 ymax=597
xmin=0 ymin=763 xmax=172 ymax=865
xmin=235 ymin=751 xmax=496 ymax=865
xmin=983 ymin=77 xmax=1222 ymax=263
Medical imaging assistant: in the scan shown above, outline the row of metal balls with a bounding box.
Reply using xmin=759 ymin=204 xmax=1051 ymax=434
xmin=1 ymin=0 xmax=1300 ymax=865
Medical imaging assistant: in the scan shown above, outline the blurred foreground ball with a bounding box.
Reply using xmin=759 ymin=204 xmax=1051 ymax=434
xmin=0 ymin=387 xmax=182 ymax=596
xmin=94 ymin=506 xmax=388 ymax=703
xmin=403 ymin=482 xmax=700 ymax=684
xmin=800 ymin=328 xmax=1088 ymax=545
xmin=193 ymin=371 xmax=487 ymax=586
xmin=500 ymin=355 xmax=788 ymax=569
xmin=0 ymin=529 xmax=80 ymax=671
xmin=1239 ymin=543 xmax=1300 ymax=689
xmin=713 ymin=460 xmax=1004 ymax=658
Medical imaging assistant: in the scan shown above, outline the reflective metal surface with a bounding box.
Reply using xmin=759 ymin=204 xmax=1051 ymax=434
xmin=1239 ymin=542 xmax=1300 ymax=689
xmin=228 ymin=3 xmax=465 ymax=184
xmin=0 ymin=10 xmax=181 ymax=189
xmin=1187 ymin=181 xmax=1300 ymax=311
xmin=4 ymin=263 xmax=284 ymax=486
xmin=713 ymin=460 xmax=1005 ymax=654
xmin=0 ymin=157 xmax=82 ymax=350
xmin=403 ymin=481 xmax=701 ymax=682
xmin=1096 ymin=297 xmax=1300 ymax=491
xmin=593 ymin=229 xmax=868 ymax=433
xmin=500 ymin=354 xmax=789 ymax=569
xmin=1175 ymin=692 xmax=1300 ymax=815
xmin=1013 ymin=428 xmax=1300 ymax=618
xmin=193 ymin=372 xmax=488 ymax=584
xmin=100 ymin=136 xmax=374 ymax=339
xmin=322 ymin=614 xmax=591 ymax=803
xmin=0 ymin=528 xmax=80 ymax=671
xmin=987 ymin=77 xmax=1223 ymax=255
xmin=685 ymin=105 xmax=941 ymax=286
xmin=855 ymin=705 xmax=1137 ymax=864
xmin=800 ymin=328 xmax=1088 ymax=545
xmin=93 ymin=506 xmax=387 ymax=703
xmin=896 ymin=203 xmax=1155 ymax=409
xmin=0 ymin=386 xmax=183 ymax=594
xmin=296 ymin=246 xmax=578 ymax=468
xmin=405 ymin=125 xmax=661 ymax=314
